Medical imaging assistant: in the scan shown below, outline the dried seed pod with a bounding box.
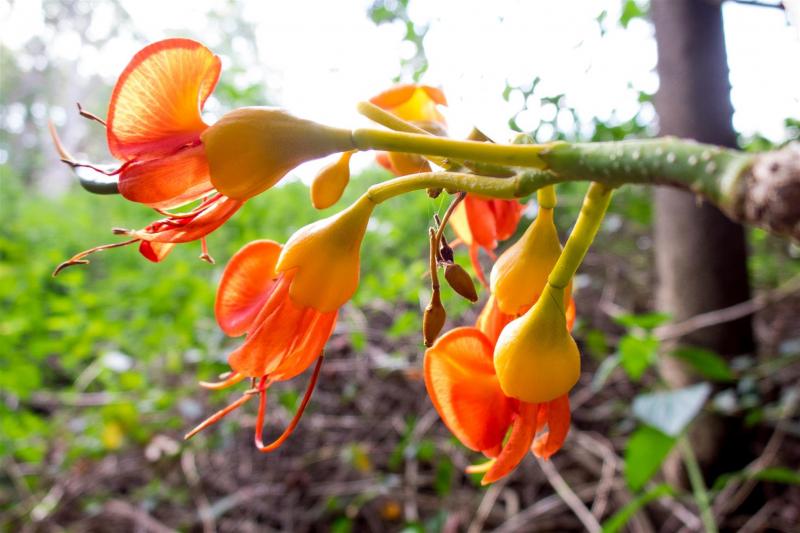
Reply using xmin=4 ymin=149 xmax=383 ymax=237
xmin=444 ymin=263 xmax=478 ymax=302
xmin=423 ymin=290 xmax=446 ymax=347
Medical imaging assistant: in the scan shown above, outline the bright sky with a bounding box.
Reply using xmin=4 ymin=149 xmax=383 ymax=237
xmin=2 ymin=0 xmax=799 ymax=180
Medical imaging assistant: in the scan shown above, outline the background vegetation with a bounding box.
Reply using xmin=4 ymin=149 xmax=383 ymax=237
xmin=1 ymin=1 xmax=799 ymax=531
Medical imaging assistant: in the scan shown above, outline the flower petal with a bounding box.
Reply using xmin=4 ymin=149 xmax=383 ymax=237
xmin=464 ymin=196 xmax=499 ymax=249
xmin=119 ymin=144 xmax=213 ymax=208
xmin=135 ymin=196 xmax=243 ymax=244
xmin=139 ymin=240 xmax=175 ymax=262
xmin=491 ymin=199 xmax=525 ymax=241
xmin=271 ymin=310 xmax=337 ymax=381
xmin=215 ymin=240 xmax=283 ymax=337
xmin=107 ymin=38 xmax=220 ymax=160
xmin=532 ymin=394 xmax=571 ymax=459
xmin=424 ymin=327 xmax=514 ymax=453
xmin=482 ymin=402 xmax=538 ymax=485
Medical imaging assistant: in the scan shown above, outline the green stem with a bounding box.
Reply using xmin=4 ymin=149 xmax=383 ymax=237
xmin=537 ymin=185 xmax=557 ymax=209
xmin=680 ymin=437 xmax=718 ymax=533
xmin=537 ymin=138 xmax=754 ymax=213
xmin=366 ymin=171 xmax=524 ymax=203
xmin=548 ymin=183 xmax=612 ymax=290
xmin=352 ymin=128 xmax=551 ymax=169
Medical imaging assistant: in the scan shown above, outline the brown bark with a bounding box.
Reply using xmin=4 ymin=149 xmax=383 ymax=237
xmin=651 ymin=0 xmax=754 ymax=482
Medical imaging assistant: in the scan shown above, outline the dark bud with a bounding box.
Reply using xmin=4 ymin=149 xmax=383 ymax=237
xmin=444 ymin=263 xmax=478 ymax=302
xmin=427 ymin=187 xmax=443 ymax=198
xmin=423 ymin=290 xmax=446 ymax=347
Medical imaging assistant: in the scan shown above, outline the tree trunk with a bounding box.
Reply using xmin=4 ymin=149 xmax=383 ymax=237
xmin=651 ymin=0 xmax=755 ymax=482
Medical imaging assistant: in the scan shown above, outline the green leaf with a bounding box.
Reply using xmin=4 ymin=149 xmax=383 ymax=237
xmin=672 ymin=346 xmax=734 ymax=382
xmin=614 ymin=312 xmax=671 ymax=330
xmin=619 ymin=0 xmax=646 ymax=29
xmin=602 ymin=483 xmax=674 ymax=532
xmin=633 ymin=383 xmax=711 ymax=437
xmin=619 ymin=334 xmax=659 ymax=380
xmin=624 ymin=426 xmax=677 ymax=491
xmin=712 ymin=466 xmax=800 ymax=492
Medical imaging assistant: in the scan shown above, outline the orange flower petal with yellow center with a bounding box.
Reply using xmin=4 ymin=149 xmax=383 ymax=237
xmin=107 ymin=38 xmax=220 ymax=160
xmin=369 ymin=84 xmax=447 ymax=124
xmin=424 ymin=327 xmax=515 ymax=454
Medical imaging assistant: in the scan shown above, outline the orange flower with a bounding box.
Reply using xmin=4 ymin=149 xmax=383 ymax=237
xmin=186 ymin=197 xmax=374 ymax=450
xmin=55 ymin=39 xmax=354 ymax=272
xmin=448 ymin=195 xmax=526 ymax=287
xmin=370 ymin=84 xmax=447 ymax=175
xmin=424 ymin=296 xmax=573 ymax=484
xmin=53 ymin=38 xmax=243 ymax=271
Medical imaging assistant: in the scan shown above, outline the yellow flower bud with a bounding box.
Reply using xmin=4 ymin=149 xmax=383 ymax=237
xmin=490 ymin=207 xmax=562 ymax=315
xmin=493 ymin=283 xmax=580 ymax=403
xmin=202 ymin=107 xmax=355 ymax=200
xmin=310 ymin=151 xmax=353 ymax=209
xmin=387 ymin=151 xmax=431 ymax=176
xmin=276 ymin=195 xmax=375 ymax=312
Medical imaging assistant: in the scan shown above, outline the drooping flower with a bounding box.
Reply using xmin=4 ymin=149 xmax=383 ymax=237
xmin=186 ymin=196 xmax=375 ymax=449
xmin=448 ymin=195 xmax=525 ymax=287
xmin=54 ymin=38 xmax=354 ymax=273
xmin=370 ymin=83 xmax=447 ymax=175
xmin=424 ymin=295 xmax=574 ymax=484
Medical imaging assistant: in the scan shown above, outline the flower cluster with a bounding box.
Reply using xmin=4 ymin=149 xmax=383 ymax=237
xmin=55 ymin=39 xmax=598 ymax=483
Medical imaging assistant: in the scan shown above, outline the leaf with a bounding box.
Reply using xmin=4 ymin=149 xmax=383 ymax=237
xmin=602 ymin=484 xmax=674 ymax=533
xmin=633 ymin=383 xmax=711 ymax=437
xmin=614 ymin=312 xmax=671 ymax=330
xmin=592 ymin=354 xmax=620 ymax=392
xmin=713 ymin=466 xmax=800 ymax=492
xmin=672 ymin=346 xmax=734 ymax=382
xmin=619 ymin=0 xmax=646 ymax=29
xmin=619 ymin=334 xmax=659 ymax=380
xmin=624 ymin=426 xmax=677 ymax=491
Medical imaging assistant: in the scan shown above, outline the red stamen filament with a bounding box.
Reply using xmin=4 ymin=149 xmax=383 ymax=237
xmin=53 ymin=238 xmax=139 ymax=276
xmin=255 ymin=355 xmax=325 ymax=452
xmin=184 ymin=393 xmax=254 ymax=440
xmin=199 ymin=237 xmax=214 ymax=264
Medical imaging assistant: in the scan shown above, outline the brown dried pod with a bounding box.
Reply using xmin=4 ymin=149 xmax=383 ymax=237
xmin=444 ymin=263 xmax=478 ymax=302
xmin=422 ymin=290 xmax=446 ymax=347
xmin=427 ymin=187 xmax=443 ymax=198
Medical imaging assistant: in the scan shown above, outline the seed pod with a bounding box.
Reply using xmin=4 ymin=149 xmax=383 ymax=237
xmin=444 ymin=263 xmax=478 ymax=302
xmin=423 ymin=290 xmax=446 ymax=347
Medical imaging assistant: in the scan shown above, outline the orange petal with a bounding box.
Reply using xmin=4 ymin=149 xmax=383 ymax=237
xmin=475 ymin=295 xmax=515 ymax=346
xmin=482 ymin=402 xmax=538 ymax=485
xmin=137 ymin=196 xmax=243 ymax=245
xmin=119 ymin=144 xmax=213 ymax=209
xmin=271 ymin=310 xmax=337 ymax=381
xmin=215 ymin=240 xmax=283 ymax=337
xmin=139 ymin=240 xmax=176 ymax=262
xmin=424 ymin=327 xmax=514 ymax=453
xmin=107 ymin=38 xmax=220 ymax=160
xmin=532 ymin=395 xmax=571 ymax=459
xmin=464 ymin=196 xmax=499 ymax=250
xmin=566 ymin=296 xmax=576 ymax=332
xmin=491 ymin=199 xmax=525 ymax=242
xmin=226 ymin=286 xmax=307 ymax=378
xmin=369 ymin=84 xmax=417 ymax=110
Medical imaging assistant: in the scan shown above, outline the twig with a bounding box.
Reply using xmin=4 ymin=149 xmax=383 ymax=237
xmin=491 ymin=484 xmax=599 ymax=533
xmin=538 ymin=459 xmax=602 ymax=533
xmin=181 ymin=451 xmax=216 ymax=533
xmin=103 ymin=499 xmax=176 ymax=533
xmin=468 ymin=478 xmax=508 ymax=533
